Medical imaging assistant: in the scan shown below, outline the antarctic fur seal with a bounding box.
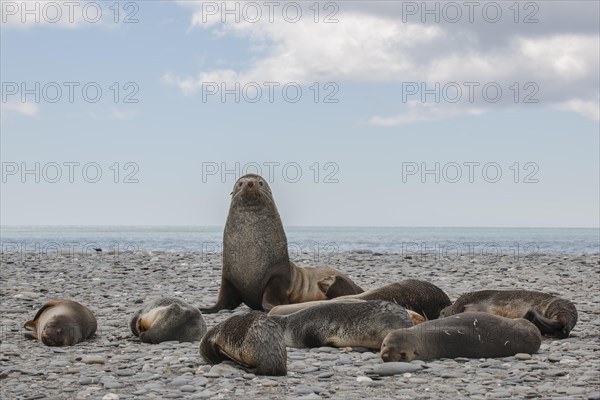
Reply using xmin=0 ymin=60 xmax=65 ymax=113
xmin=380 ymin=312 xmax=542 ymax=362
xmin=320 ymin=279 xmax=451 ymax=319
xmin=130 ymin=297 xmax=207 ymax=343
xmin=200 ymin=311 xmax=287 ymax=376
xmin=24 ymin=299 xmax=97 ymax=346
xmin=440 ymin=290 xmax=578 ymax=338
xmin=270 ymin=300 xmax=414 ymax=349
xmin=200 ymin=174 xmax=361 ymax=313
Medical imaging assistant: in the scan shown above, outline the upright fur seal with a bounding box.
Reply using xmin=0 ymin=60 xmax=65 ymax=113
xmin=270 ymin=300 xmax=414 ymax=349
xmin=320 ymin=279 xmax=451 ymax=319
xmin=440 ymin=290 xmax=578 ymax=338
xmin=24 ymin=299 xmax=97 ymax=346
xmin=130 ymin=297 xmax=207 ymax=343
xmin=200 ymin=174 xmax=362 ymax=313
xmin=380 ymin=312 xmax=542 ymax=362
xmin=200 ymin=311 xmax=287 ymax=376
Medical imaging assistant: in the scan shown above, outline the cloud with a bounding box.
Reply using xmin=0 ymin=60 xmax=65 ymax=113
xmin=2 ymin=101 xmax=39 ymax=117
xmin=368 ymin=103 xmax=486 ymax=126
xmin=111 ymin=109 xmax=137 ymax=121
xmin=553 ymin=98 xmax=600 ymax=122
xmin=167 ymin=1 xmax=600 ymax=124
xmin=1 ymin=0 xmax=109 ymax=29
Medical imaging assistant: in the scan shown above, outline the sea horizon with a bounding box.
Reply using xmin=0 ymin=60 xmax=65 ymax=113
xmin=1 ymin=225 xmax=598 ymax=255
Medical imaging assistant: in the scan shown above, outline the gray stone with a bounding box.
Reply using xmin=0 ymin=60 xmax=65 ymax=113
xmin=368 ymin=362 xmax=422 ymax=376
xmin=82 ymin=356 xmax=106 ymax=365
xmin=514 ymin=353 xmax=532 ymax=361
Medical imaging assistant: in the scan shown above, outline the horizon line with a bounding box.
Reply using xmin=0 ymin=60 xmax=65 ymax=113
xmin=1 ymin=224 xmax=598 ymax=230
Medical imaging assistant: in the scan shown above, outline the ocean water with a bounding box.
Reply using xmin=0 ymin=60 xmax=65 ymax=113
xmin=0 ymin=226 xmax=598 ymax=256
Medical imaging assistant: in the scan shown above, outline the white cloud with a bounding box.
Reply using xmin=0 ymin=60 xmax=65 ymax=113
xmin=111 ymin=109 xmax=137 ymax=121
xmin=553 ymin=98 xmax=600 ymax=122
xmin=369 ymin=103 xmax=486 ymax=126
xmin=167 ymin=1 xmax=600 ymax=124
xmin=1 ymin=0 xmax=108 ymax=29
xmin=2 ymin=101 xmax=39 ymax=117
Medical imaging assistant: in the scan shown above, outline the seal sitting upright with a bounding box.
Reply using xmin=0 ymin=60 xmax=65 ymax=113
xmin=440 ymin=290 xmax=578 ymax=338
xmin=130 ymin=297 xmax=207 ymax=343
xmin=24 ymin=299 xmax=97 ymax=346
xmin=200 ymin=174 xmax=362 ymax=313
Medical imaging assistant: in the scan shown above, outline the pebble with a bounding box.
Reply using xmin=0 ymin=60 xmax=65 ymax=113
xmin=369 ymin=362 xmax=422 ymax=376
xmin=317 ymin=371 xmax=334 ymax=379
xmin=259 ymin=379 xmax=278 ymax=387
xmin=82 ymin=356 xmax=106 ymax=365
xmin=515 ymin=353 xmax=532 ymax=361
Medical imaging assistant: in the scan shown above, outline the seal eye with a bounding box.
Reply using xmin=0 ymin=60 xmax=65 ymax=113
xmin=259 ymin=181 xmax=263 ymax=186
xmin=238 ymin=183 xmax=243 ymax=187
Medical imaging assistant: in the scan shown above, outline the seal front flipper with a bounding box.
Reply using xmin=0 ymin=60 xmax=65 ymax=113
xmin=23 ymin=320 xmax=38 ymax=340
xmin=524 ymin=309 xmax=568 ymax=338
xmin=200 ymin=278 xmax=242 ymax=314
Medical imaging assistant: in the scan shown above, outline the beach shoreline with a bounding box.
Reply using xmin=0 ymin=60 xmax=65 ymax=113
xmin=1 ymin=251 xmax=599 ymax=399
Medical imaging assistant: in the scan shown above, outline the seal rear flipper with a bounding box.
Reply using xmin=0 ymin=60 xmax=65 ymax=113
xmin=200 ymin=279 xmax=242 ymax=314
xmin=524 ymin=309 xmax=568 ymax=338
xmin=216 ymin=346 xmax=253 ymax=369
xmin=407 ymin=310 xmax=427 ymax=325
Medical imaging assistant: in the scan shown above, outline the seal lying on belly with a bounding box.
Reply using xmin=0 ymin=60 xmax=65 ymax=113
xmin=199 ymin=311 xmax=287 ymax=376
xmin=380 ymin=312 xmax=542 ymax=362
xmin=440 ymin=289 xmax=577 ymax=338
xmin=129 ymin=297 xmax=207 ymax=343
xmin=200 ymin=174 xmax=362 ymax=313
xmin=319 ymin=279 xmax=451 ymax=319
xmin=270 ymin=300 xmax=414 ymax=350
xmin=24 ymin=299 xmax=97 ymax=346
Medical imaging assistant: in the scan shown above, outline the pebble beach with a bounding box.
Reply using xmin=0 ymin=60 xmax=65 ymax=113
xmin=1 ymin=250 xmax=599 ymax=400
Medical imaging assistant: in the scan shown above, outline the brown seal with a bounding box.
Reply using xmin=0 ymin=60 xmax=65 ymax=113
xmin=270 ymin=300 xmax=414 ymax=349
xmin=380 ymin=312 xmax=542 ymax=362
xmin=200 ymin=174 xmax=362 ymax=313
xmin=268 ymin=299 xmax=426 ymax=325
xmin=24 ymin=299 xmax=97 ymax=346
xmin=199 ymin=311 xmax=287 ymax=376
xmin=130 ymin=297 xmax=207 ymax=343
xmin=320 ymin=279 xmax=451 ymax=319
xmin=440 ymin=289 xmax=578 ymax=338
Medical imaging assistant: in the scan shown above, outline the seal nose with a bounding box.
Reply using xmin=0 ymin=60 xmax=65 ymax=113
xmin=381 ymin=352 xmax=389 ymax=361
xmin=247 ymin=181 xmax=254 ymax=188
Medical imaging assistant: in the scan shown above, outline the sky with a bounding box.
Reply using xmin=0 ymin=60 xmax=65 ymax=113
xmin=1 ymin=0 xmax=599 ymax=227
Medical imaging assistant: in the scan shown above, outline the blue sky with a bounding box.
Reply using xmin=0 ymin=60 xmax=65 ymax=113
xmin=1 ymin=0 xmax=599 ymax=227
